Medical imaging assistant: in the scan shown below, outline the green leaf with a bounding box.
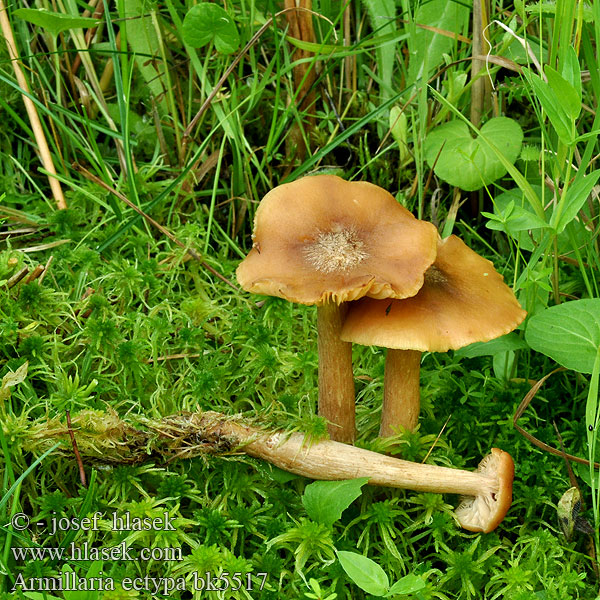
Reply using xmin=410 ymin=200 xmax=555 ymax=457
xmin=362 ymin=0 xmax=396 ymax=101
xmin=561 ymin=45 xmax=582 ymax=103
xmin=483 ymin=200 xmax=547 ymax=233
xmin=424 ymin=117 xmax=523 ymax=191
xmin=386 ymin=574 xmax=427 ymax=596
xmin=389 ymin=106 xmax=409 ymax=163
xmin=487 ymin=186 xmax=547 ymax=249
xmin=456 ymin=333 xmax=528 ymax=358
xmin=302 ymin=478 xmax=368 ymax=527
xmin=13 ymin=8 xmax=100 ymax=37
xmin=337 ymin=551 xmax=389 ymax=596
xmin=62 ymin=561 xmax=104 ymax=600
xmin=525 ymin=299 xmax=600 ymax=373
xmin=545 ymin=65 xmax=581 ymax=121
xmin=493 ymin=350 xmax=516 ymax=381
xmin=182 ymin=3 xmax=240 ymax=54
xmin=551 ymin=170 xmax=600 ymax=233
xmin=406 ymin=0 xmax=469 ymax=85
xmin=121 ymin=0 xmax=169 ymax=112
xmin=263 ymin=464 xmax=301 ymax=483
xmin=527 ymin=71 xmax=574 ymax=145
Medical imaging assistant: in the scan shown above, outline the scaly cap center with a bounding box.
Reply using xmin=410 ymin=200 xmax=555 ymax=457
xmin=304 ymin=227 xmax=368 ymax=274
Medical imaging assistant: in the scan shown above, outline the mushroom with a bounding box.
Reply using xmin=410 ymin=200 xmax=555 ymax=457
xmin=341 ymin=234 xmax=527 ymax=436
xmin=454 ymin=448 xmax=515 ymax=532
xmin=200 ymin=413 xmax=514 ymax=533
xmin=237 ymin=175 xmax=438 ymax=443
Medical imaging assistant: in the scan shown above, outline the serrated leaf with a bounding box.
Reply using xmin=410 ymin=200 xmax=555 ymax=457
xmin=424 ymin=117 xmax=523 ymax=191
xmin=337 ymin=550 xmax=389 ymax=596
xmin=13 ymin=8 xmax=99 ymax=38
xmin=302 ymin=478 xmax=368 ymax=527
xmin=182 ymin=3 xmax=240 ymax=55
xmin=525 ymin=299 xmax=600 ymax=373
xmin=551 ymin=170 xmax=600 ymax=233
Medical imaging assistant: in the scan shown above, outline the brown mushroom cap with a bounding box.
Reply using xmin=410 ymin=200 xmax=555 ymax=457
xmin=341 ymin=234 xmax=527 ymax=351
xmin=454 ymin=448 xmax=514 ymax=533
xmin=236 ymin=175 xmax=438 ymax=305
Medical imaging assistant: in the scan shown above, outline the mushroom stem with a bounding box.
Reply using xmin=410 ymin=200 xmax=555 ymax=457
xmin=317 ymin=302 xmax=355 ymax=443
xmin=207 ymin=416 xmax=513 ymax=532
xmin=380 ymin=349 xmax=422 ymax=436
xmin=245 ymin=430 xmax=490 ymax=496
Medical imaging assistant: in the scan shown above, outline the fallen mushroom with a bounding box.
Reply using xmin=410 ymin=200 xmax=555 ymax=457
xmin=31 ymin=409 xmax=513 ymax=533
xmin=202 ymin=415 xmax=514 ymax=533
xmin=237 ymin=175 xmax=437 ymax=443
xmin=341 ymin=234 xmax=527 ymax=436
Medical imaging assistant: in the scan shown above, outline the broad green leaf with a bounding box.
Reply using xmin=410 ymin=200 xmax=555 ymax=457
xmin=362 ymin=0 xmax=396 ymax=101
xmin=551 ymin=170 xmax=600 ymax=233
xmin=262 ymin=464 xmax=300 ymax=483
xmin=527 ymin=71 xmax=573 ymax=145
xmin=525 ymin=299 xmax=600 ymax=373
xmin=561 ymin=45 xmax=582 ymax=103
xmin=302 ymin=478 xmax=368 ymax=527
xmin=386 ymin=574 xmax=427 ymax=596
xmin=428 ymin=87 xmax=544 ymax=218
xmin=13 ymin=8 xmax=99 ymax=37
xmin=406 ymin=0 xmax=469 ymax=85
xmin=424 ymin=117 xmax=523 ymax=191
xmin=61 ymin=561 xmax=103 ymax=600
xmin=182 ymin=3 xmax=240 ymax=54
xmin=493 ymin=350 xmax=516 ymax=381
xmin=545 ymin=65 xmax=581 ymax=121
xmin=337 ymin=550 xmax=389 ymax=596
xmin=122 ymin=1 xmax=168 ymax=113
xmin=523 ymin=2 xmax=595 ymax=22
xmin=389 ymin=106 xmax=409 ymax=163
xmin=457 ymin=333 xmax=528 ymax=359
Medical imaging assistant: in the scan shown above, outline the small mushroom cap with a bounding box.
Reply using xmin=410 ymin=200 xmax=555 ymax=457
xmin=454 ymin=448 xmax=514 ymax=533
xmin=341 ymin=234 xmax=527 ymax=351
xmin=236 ymin=175 xmax=438 ymax=305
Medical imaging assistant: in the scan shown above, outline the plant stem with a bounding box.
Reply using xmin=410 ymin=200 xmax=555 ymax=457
xmin=317 ymin=302 xmax=355 ymax=443
xmin=0 ymin=0 xmax=67 ymax=210
xmin=381 ymin=349 xmax=422 ymax=435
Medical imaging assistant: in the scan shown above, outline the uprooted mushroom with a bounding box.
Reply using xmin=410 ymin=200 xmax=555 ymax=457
xmin=341 ymin=234 xmax=527 ymax=436
xmin=32 ymin=409 xmax=514 ymax=533
xmin=190 ymin=413 xmax=515 ymax=534
xmin=237 ymin=174 xmax=437 ymax=443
